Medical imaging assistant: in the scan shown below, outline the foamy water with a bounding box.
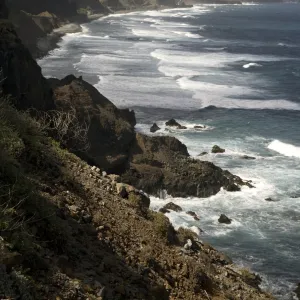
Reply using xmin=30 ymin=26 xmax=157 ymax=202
xmin=38 ymin=3 xmax=300 ymax=299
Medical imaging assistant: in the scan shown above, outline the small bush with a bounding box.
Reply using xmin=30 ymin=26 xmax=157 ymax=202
xmin=151 ymin=212 xmax=176 ymax=244
xmin=176 ymin=227 xmax=198 ymax=246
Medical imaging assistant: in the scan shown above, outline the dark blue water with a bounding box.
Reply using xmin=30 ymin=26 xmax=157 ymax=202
xmin=39 ymin=4 xmax=300 ymax=298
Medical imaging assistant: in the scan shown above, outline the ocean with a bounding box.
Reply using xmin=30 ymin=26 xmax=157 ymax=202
xmin=38 ymin=3 xmax=300 ymax=298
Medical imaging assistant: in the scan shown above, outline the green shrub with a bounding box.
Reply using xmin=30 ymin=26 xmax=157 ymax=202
xmin=176 ymin=227 xmax=198 ymax=246
xmin=151 ymin=212 xmax=176 ymax=243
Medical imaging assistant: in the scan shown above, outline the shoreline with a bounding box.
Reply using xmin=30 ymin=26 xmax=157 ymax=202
xmin=36 ymin=4 xmax=179 ymax=60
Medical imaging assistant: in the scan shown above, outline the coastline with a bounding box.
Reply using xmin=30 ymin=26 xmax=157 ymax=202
xmin=0 ymin=1 xmax=286 ymax=298
xmin=36 ymin=4 xmax=177 ymax=59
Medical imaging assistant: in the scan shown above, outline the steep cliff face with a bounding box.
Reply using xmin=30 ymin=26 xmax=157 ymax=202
xmin=0 ymin=0 xmax=8 ymax=18
xmin=49 ymin=75 xmax=136 ymax=173
xmin=0 ymin=21 xmax=54 ymax=110
xmin=6 ymin=0 xmax=77 ymax=18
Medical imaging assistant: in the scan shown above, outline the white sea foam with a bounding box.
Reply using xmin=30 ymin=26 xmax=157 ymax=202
xmin=268 ymin=140 xmax=300 ymax=158
xmin=158 ymin=66 xmax=201 ymax=77
xmin=243 ymin=62 xmax=262 ymax=69
xmin=151 ymin=49 xmax=292 ymax=68
xmin=185 ymin=32 xmax=202 ymax=38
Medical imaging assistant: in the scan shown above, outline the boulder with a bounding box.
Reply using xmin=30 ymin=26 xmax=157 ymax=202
xmin=218 ymin=214 xmax=232 ymax=224
xmin=150 ymin=123 xmax=160 ymax=133
xmin=194 ymin=125 xmax=204 ymax=129
xmin=116 ymin=183 xmax=150 ymax=209
xmin=177 ymin=125 xmax=187 ymax=129
xmin=198 ymin=152 xmax=208 ymax=156
xmin=186 ymin=211 xmax=200 ymax=221
xmin=0 ymin=21 xmax=54 ymax=110
xmin=159 ymin=207 xmax=170 ymax=214
xmin=165 ymin=118 xmax=181 ymax=127
xmin=265 ymin=197 xmax=277 ymax=202
xmin=162 ymin=202 xmax=183 ymax=212
xmin=212 ymin=145 xmax=225 ymax=153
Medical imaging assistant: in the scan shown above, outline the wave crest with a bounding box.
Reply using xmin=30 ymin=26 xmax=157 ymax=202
xmin=268 ymin=140 xmax=300 ymax=158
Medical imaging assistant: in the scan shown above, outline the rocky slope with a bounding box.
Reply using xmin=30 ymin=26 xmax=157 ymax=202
xmin=0 ymin=20 xmax=54 ymax=110
xmin=48 ymin=74 xmax=250 ymax=198
xmin=0 ymin=99 xmax=273 ymax=300
xmin=0 ymin=6 xmax=275 ymax=300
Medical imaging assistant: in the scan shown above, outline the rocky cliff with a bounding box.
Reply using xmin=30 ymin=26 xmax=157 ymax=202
xmin=0 ymin=4 xmax=274 ymax=299
xmin=0 ymin=21 xmax=54 ymax=110
xmin=0 ymin=99 xmax=272 ymax=299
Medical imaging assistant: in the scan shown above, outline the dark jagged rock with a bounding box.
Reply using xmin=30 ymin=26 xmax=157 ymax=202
xmin=198 ymin=151 xmax=208 ymax=156
xmin=186 ymin=211 xmax=200 ymax=221
xmin=177 ymin=125 xmax=187 ymax=129
xmin=212 ymin=145 xmax=225 ymax=154
xmin=194 ymin=125 xmax=205 ymax=129
xmin=150 ymin=123 xmax=160 ymax=133
xmin=162 ymin=202 xmax=183 ymax=212
xmin=0 ymin=0 xmax=8 ymax=18
xmin=0 ymin=21 xmax=54 ymax=110
xmin=218 ymin=214 xmax=232 ymax=224
xmin=265 ymin=197 xmax=278 ymax=202
xmin=121 ymin=133 xmax=246 ymax=198
xmin=165 ymin=118 xmax=181 ymax=127
xmin=52 ymin=75 xmax=135 ymax=173
xmin=159 ymin=207 xmax=170 ymax=214
xmin=241 ymin=155 xmax=256 ymax=160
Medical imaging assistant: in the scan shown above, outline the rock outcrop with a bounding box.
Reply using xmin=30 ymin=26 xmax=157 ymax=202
xmin=0 ymin=21 xmax=54 ymax=110
xmin=218 ymin=214 xmax=232 ymax=224
xmin=121 ymin=133 xmax=244 ymax=197
xmin=161 ymin=202 xmax=183 ymax=212
xmin=50 ymin=75 xmax=135 ymax=173
xmin=212 ymin=145 xmax=225 ymax=153
xmin=0 ymin=0 xmax=8 ymax=18
xmin=165 ymin=118 xmax=187 ymax=129
xmin=150 ymin=122 xmax=160 ymax=133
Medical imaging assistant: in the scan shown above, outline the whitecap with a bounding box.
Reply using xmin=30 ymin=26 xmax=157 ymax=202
xmin=243 ymin=63 xmax=262 ymax=69
xmin=268 ymin=140 xmax=300 ymax=158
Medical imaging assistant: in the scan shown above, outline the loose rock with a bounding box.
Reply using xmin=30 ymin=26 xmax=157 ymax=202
xmin=150 ymin=123 xmax=160 ymax=133
xmin=218 ymin=214 xmax=232 ymax=224
xmin=162 ymin=202 xmax=183 ymax=212
xmin=212 ymin=145 xmax=225 ymax=153
xmin=198 ymin=152 xmax=208 ymax=156
xmin=165 ymin=118 xmax=181 ymax=127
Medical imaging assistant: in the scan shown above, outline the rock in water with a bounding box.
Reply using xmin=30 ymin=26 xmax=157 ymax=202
xmin=265 ymin=197 xmax=277 ymax=202
xmin=177 ymin=125 xmax=187 ymax=129
xmin=240 ymin=155 xmax=256 ymax=160
xmin=218 ymin=214 xmax=232 ymax=224
xmin=159 ymin=207 xmax=170 ymax=214
xmin=186 ymin=211 xmax=200 ymax=221
xmin=162 ymin=202 xmax=183 ymax=212
xmin=198 ymin=152 xmax=208 ymax=156
xmin=150 ymin=123 xmax=160 ymax=133
xmin=212 ymin=145 xmax=225 ymax=153
xmin=165 ymin=118 xmax=181 ymax=127
xmin=194 ymin=125 xmax=204 ymax=129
